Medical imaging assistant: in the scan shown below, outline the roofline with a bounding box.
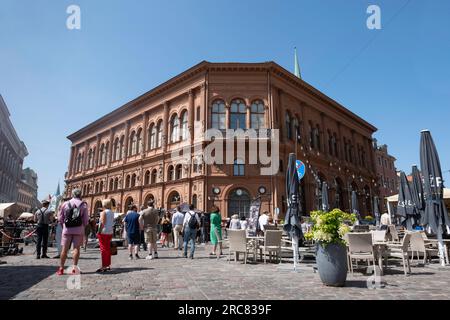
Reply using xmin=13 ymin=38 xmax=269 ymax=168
xmin=67 ymin=60 xmax=377 ymax=141
xmin=67 ymin=61 xmax=210 ymax=141
xmin=268 ymin=62 xmax=377 ymax=133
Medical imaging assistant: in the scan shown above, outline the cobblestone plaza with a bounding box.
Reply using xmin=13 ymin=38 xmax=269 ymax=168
xmin=1 ymin=244 xmax=450 ymax=300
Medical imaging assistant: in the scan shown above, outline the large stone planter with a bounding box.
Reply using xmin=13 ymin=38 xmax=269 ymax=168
xmin=316 ymin=243 xmax=348 ymax=287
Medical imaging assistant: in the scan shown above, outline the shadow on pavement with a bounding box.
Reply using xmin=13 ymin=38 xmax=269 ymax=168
xmin=0 ymin=265 xmax=56 ymax=300
xmin=82 ymin=267 xmax=152 ymax=275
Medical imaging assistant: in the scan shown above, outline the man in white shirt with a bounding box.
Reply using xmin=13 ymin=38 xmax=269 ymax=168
xmin=172 ymin=207 xmax=185 ymax=251
xmin=380 ymin=212 xmax=390 ymax=230
xmin=182 ymin=205 xmax=201 ymax=259
xmin=258 ymin=211 xmax=269 ymax=234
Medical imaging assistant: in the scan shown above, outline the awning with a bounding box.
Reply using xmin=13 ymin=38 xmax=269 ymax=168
xmin=386 ymin=188 xmax=450 ymax=203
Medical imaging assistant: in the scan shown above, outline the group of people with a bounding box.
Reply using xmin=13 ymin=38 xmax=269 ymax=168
xmin=31 ymin=189 xmax=284 ymax=275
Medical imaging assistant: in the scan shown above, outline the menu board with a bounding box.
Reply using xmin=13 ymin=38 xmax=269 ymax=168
xmin=247 ymin=197 xmax=262 ymax=236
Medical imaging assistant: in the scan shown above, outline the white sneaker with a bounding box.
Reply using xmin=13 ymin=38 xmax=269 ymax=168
xmin=146 ymin=255 xmax=153 ymax=260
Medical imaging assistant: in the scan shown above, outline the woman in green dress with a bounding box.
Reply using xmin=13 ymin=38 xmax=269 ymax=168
xmin=209 ymin=206 xmax=223 ymax=256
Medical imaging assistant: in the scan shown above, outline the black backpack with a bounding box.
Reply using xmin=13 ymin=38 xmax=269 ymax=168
xmin=64 ymin=201 xmax=85 ymax=228
xmin=188 ymin=212 xmax=199 ymax=229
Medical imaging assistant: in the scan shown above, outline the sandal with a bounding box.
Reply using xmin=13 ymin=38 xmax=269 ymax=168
xmin=96 ymin=268 xmax=106 ymax=273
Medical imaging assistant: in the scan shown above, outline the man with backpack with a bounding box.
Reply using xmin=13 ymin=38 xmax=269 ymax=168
xmin=57 ymin=189 xmax=89 ymax=276
xmin=182 ymin=204 xmax=201 ymax=259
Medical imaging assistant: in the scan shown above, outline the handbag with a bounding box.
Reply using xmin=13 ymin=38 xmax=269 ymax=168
xmin=110 ymin=241 xmax=118 ymax=255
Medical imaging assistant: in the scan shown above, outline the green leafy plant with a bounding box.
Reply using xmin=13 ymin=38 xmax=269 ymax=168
xmin=304 ymin=209 xmax=357 ymax=246
xmin=364 ymin=215 xmax=374 ymax=221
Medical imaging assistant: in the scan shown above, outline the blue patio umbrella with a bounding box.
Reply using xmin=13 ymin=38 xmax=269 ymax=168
xmin=420 ymin=130 xmax=450 ymax=266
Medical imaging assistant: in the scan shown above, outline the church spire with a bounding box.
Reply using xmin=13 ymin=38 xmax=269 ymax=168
xmin=294 ymin=47 xmax=302 ymax=79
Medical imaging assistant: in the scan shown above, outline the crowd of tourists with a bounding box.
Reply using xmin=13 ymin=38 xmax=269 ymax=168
xmin=31 ymin=188 xmax=280 ymax=276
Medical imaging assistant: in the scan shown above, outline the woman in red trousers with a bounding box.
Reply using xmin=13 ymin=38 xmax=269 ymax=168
xmin=96 ymin=199 xmax=115 ymax=273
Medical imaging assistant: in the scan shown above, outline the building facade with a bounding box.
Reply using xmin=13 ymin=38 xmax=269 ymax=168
xmin=0 ymin=95 xmax=28 ymax=205
xmin=373 ymin=140 xmax=398 ymax=212
xmin=17 ymin=168 xmax=40 ymax=212
xmin=65 ymin=61 xmax=378 ymax=218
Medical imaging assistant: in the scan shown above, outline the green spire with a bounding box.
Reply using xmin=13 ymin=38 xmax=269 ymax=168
xmin=294 ymin=47 xmax=302 ymax=79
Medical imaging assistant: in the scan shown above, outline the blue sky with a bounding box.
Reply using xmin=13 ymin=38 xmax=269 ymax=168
xmin=1 ymin=0 xmax=449 ymax=199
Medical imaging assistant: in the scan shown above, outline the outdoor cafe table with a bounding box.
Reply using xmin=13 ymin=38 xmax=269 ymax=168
xmin=246 ymin=235 xmax=264 ymax=263
xmin=372 ymin=242 xmax=389 ymax=276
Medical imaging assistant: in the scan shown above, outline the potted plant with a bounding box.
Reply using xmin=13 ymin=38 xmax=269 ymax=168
xmin=305 ymin=209 xmax=357 ymax=287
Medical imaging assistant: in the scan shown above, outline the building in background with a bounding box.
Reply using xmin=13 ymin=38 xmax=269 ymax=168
xmin=17 ymin=168 xmax=40 ymax=212
xmin=65 ymin=61 xmax=378 ymax=218
xmin=373 ymin=139 xmax=398 ymax=212
xmin=0 ymin=95 xmax=28 ymax=205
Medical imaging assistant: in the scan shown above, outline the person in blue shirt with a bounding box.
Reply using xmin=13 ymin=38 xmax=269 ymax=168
xmin=124 ymin=204 xmax=141 ymax=260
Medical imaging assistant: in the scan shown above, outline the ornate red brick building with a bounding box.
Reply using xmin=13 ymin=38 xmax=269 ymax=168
xmin=65 ymin=61 xmax=378 ymax=218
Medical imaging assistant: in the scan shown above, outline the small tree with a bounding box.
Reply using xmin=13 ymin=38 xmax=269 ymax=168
xmin=305 ymin=209 xmax=357 ymax=246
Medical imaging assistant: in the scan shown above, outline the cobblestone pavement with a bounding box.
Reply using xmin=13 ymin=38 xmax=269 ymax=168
xmin=1 ymin=241 xmax=450 ymax=300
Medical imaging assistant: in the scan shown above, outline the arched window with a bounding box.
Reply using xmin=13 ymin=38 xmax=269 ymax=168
xmin=157 ymin=120 xmax=163 ymax=148
xmin=119 ymin=136 xmax=124 ymax=160
xmin=144 ymin=170 xmax=150 ymax=185
xmin=334 ymin=178 xmax=344 ymax=210
xmin=333 ymin=133 xmax=339 ymax=158
xmin=87 ymin=149 xmax=94 ymax=169
xmin=99 ymin=144 xmax=106 ymax=166
xmin=167 ymin=165 xmax=174 ymax=181
xmin=151 ymin=169 xmax=157 ymax=184
xmin=129 ymin=131 xmax=137 ymax=156
xmin=250 ymin=100 xmax=265 ymax=129
xmin=95 ymin=182 xmax=99 ymax=194
xmin=99 ymin=180 xmax=104 ymax=193
xmin=76 ymin=154 xmax=82 ymax=172
xmin=292 ymin=117 xmax=300 ymax=143
xmin=176 ymin=164 xmax=183 ymax=180
xmin=315 ymin=125 xmax=321 ymax=150
xmin=131 ymin=174 xmax=136 ymax=187
xmin=136 ymin=129 xmax=142 ymax=154
xmin=149 ymin=124 xmax=156 ymax=150
xmin=211 ymin=100 xmax=226 ymax=130
xmin=109 ymin=179 xmax=114 ymax=191
xmin=125 ymin=175 xmax=131 ymax=189
xmin=181 ymin=111 xmax=188 ymax=141
xmin=233 ymin=159 xmax=245 ymax=176
xmin=286 ymin=113 xmax=292 ymax=140
xmin=170 ymin=115 xmax=179 ymax=143
xmin=168 ymin=191 xmax=181 ymax=209
xmin=230 ymin=99 xmax=247 ymax=130
xmin=113 ymin=138 xmax=120 ymax=161
xmin=228 ymin=188 xmax=251 ymax=218
xmin=114 ymin=178 xmax=119 ymax=190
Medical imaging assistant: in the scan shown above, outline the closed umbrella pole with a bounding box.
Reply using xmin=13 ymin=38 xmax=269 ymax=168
xmin=411 ymin=165 xmax=425 ymax=225
xmin=351 ymin=191 xmax=360 ymax=223
xmin=420 ymin=130 xmax=450 ymax=266
xmin=373 ymin=196 xmax=381 ymax=227
xmin=283 ymin=153 xmax=303 ymax=271
xmin=321 ymin=182 xmax=329 ymax=212
xmin=397 ymin=171 xmax=417 ymax=231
